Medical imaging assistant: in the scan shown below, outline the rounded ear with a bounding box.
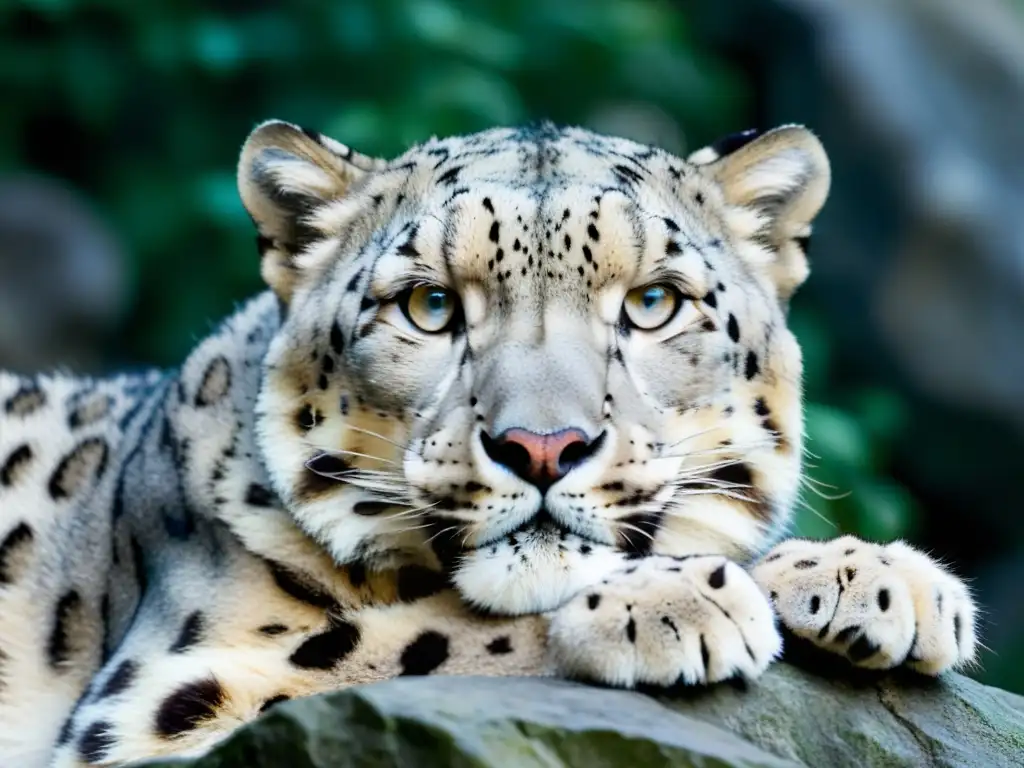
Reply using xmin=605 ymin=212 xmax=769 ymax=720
xmin=237 ymin=121 xmax=385 ymax=300
xmin=690 ymin=125 xmax=831 ymax=302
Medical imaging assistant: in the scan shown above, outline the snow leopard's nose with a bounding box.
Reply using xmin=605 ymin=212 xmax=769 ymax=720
xmin=480 ymin=427 xmax=604 ymax=490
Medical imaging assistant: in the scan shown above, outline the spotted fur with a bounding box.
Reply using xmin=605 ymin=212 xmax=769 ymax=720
xmin=0 ymin=121 xmax=976 ymax=766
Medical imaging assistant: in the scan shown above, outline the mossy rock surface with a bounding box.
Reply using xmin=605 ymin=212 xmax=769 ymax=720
xmin=144 ymin=664 xmax=1024 ymax=768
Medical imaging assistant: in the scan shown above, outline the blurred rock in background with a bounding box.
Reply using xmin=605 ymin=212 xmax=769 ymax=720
xmin=0 ymin=174 xmax=126 ymax=372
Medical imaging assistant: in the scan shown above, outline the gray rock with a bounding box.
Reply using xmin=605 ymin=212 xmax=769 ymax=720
xmin=143 ymin=664 xmax=1024 ymax=767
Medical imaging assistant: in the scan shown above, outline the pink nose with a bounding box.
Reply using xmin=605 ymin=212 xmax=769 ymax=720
xmin=481 ymin=427 xmax=601 ymax=489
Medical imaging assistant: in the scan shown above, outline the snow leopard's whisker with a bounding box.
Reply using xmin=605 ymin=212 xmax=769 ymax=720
xmin=615 ymin=520 xmax=656 ymax=544
xmin=659 ymin=425 xmax=725 ymax=451
xmin=342 ymin=423 xmax=412 ymax=452
xmin=424 ymin=524 xmax=466 ymax=547
xmin=385 ymin=502 xmax=439 ymax=520
xmin=307 ymin=446 xmax=400 ymax=466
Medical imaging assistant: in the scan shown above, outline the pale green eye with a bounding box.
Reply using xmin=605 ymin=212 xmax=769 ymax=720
xmin=402 ymin=285 xmax=459 ymax=333
xmin=623 ymin=284 xmax=680 ymax=330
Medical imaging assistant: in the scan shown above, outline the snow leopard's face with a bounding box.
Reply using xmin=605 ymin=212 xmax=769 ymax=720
xmin=241 ymin=120 xmax=829 ymax=614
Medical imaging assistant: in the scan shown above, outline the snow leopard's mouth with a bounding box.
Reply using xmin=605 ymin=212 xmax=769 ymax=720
xmin=501 ymin=506 xmax=602 ymax=544
xmin=425 ymin=505 xmax=605 ymax=570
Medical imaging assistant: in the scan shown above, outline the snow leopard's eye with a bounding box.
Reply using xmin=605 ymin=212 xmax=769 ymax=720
xmin=400 ymin=285 xmax=461 ymax=333
xmin=622 ymin=283 xmax=682 ymax=330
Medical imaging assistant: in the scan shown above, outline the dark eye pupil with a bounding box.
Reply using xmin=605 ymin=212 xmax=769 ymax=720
xmin=642 ymin=287 xmax=664 ymax=309
xmin=427 ymin=291 xmax=448 ymax=312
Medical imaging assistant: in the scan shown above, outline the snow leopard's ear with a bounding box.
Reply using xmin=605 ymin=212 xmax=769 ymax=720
xmin=238 ymin=120 xmax=384 ymax=301
xmin=690 ymin=125 xmax=830 ymax=302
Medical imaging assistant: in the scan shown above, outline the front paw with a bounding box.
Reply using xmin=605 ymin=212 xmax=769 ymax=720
xmin=752 ymin=536 xmax=977 ymax=675
xmin=548 ymin=555 xmax=781 ymax=687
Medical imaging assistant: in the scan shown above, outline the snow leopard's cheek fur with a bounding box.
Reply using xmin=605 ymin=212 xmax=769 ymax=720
xmin=245 ymin=122 xmax=824 ymax=614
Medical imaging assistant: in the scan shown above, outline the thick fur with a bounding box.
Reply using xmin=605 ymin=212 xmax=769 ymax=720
xmin=0 ymin=122 xmax=976 ymax=767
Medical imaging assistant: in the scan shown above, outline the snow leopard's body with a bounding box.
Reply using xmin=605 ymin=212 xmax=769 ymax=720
xmin=0 ymin=121 xmax=976 ymax=767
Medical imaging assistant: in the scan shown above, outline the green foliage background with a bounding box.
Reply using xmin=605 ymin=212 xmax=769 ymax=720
xmin=1 ymin=0 xmax=996 ymax=684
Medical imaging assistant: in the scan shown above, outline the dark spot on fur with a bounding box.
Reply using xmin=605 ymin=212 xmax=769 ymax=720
xmin=170 ymin=612 xmax=205 ymax=653
xmin=245 ymin=483 xmax=277 ymax=508
xmin=305 ymin=452 xmax=349 ymax=477
xmin=0 ymin=444 xmax=33 ymax=487
xmin=154 ymin=678 xmax=225 ymax=737
xmin=0 ymin=522 xmax=33 ymax=584
xmin=486 ymin=636 xmax=513 ymax=655
xmin=489 ymin=221 xmax=500 ymax=243
xmin=268 ymin=562 xmax=339 ymax=611
xmin=78 ymin=720 xmax=116 ymax=763
xmin=400 ymin=631 xmax=450 ymax=675
xmin=845 ymin=567 xmax=857 ymax=582
xmin=397 ymin=565 xmax=448 ymax=602
xmin=256 ymin=234 xmax=274 ymax=258
xmin=195 ymin=356 xmax=231 ymax=407
xmin=260 ymin=695 xmax=291 ymax=713
xmin=298 ymin=456 xmax=349 ymax=499
xmin=48 ymin=589 xmax=82 ymax=669
xmin=954 ymin=614 xmax=963 ymax=649
xmin=617 ymin=511 xmax=662 ymax=556
xmin=834 ymin=625 xmax=861 ymax=645
xmin=4 ymin=382 xmax=45 ymax=416
xmin=289 ymin=619 xmax=360 ymax=669
xmin=847 ymin=635 xmax=880 ymax=663
xmin=330 ymin=321 xmax=345 ymax=354
xmin=727 ymin=314 xmax=740 ymax=342
xmin=68 ymin=393 xmax=113 ymax=429
xmin=708 ymin=564 xmax=726 ymax=589
xmin=661 ymin=615 xmax=680 ymax=639
xmin=809 ymin=595 xmax=821 ymax=614
xmin=57 ymin=714 xmax=75 ymax=746
xmin=702 ymin=291 xmax=717 ymax=309
xmin=754 ymin=398 xmax=770 ymax=416
xmin=626 ymin=617 xmax=637 ymax=643
xmin=97 ymin=659 xmax=138 ymax=700
xmin=48 ymin=437 xmax=109 ymax=500
xmin=353 ymin=500 xmax=393 ymax=516
xmin=700 ymin=635 xmax=711 ymax=671
xmin=437 ymin=165 xmax=462 ymax=185
xmin=744 ymin=351 xmax=760 ymax=380
xmin=259 ymin=624 xmax=289 ymax=636
xmin=296 ymin=404 xmax=322 ymax=431
xmin=877 ymin=589 xmax=890 ymax=612
xmin=793 ymin=559 xmax=818 ymax=570
xmin=708 ymin=463 xmax=753 ymax=489
xmin=347 ymin=562 xmax=367 ymax=589
xmin=587 ymin=223 xmax=600 ymax=241
xmin=587 ymin=593 xmax=601 ymax=610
